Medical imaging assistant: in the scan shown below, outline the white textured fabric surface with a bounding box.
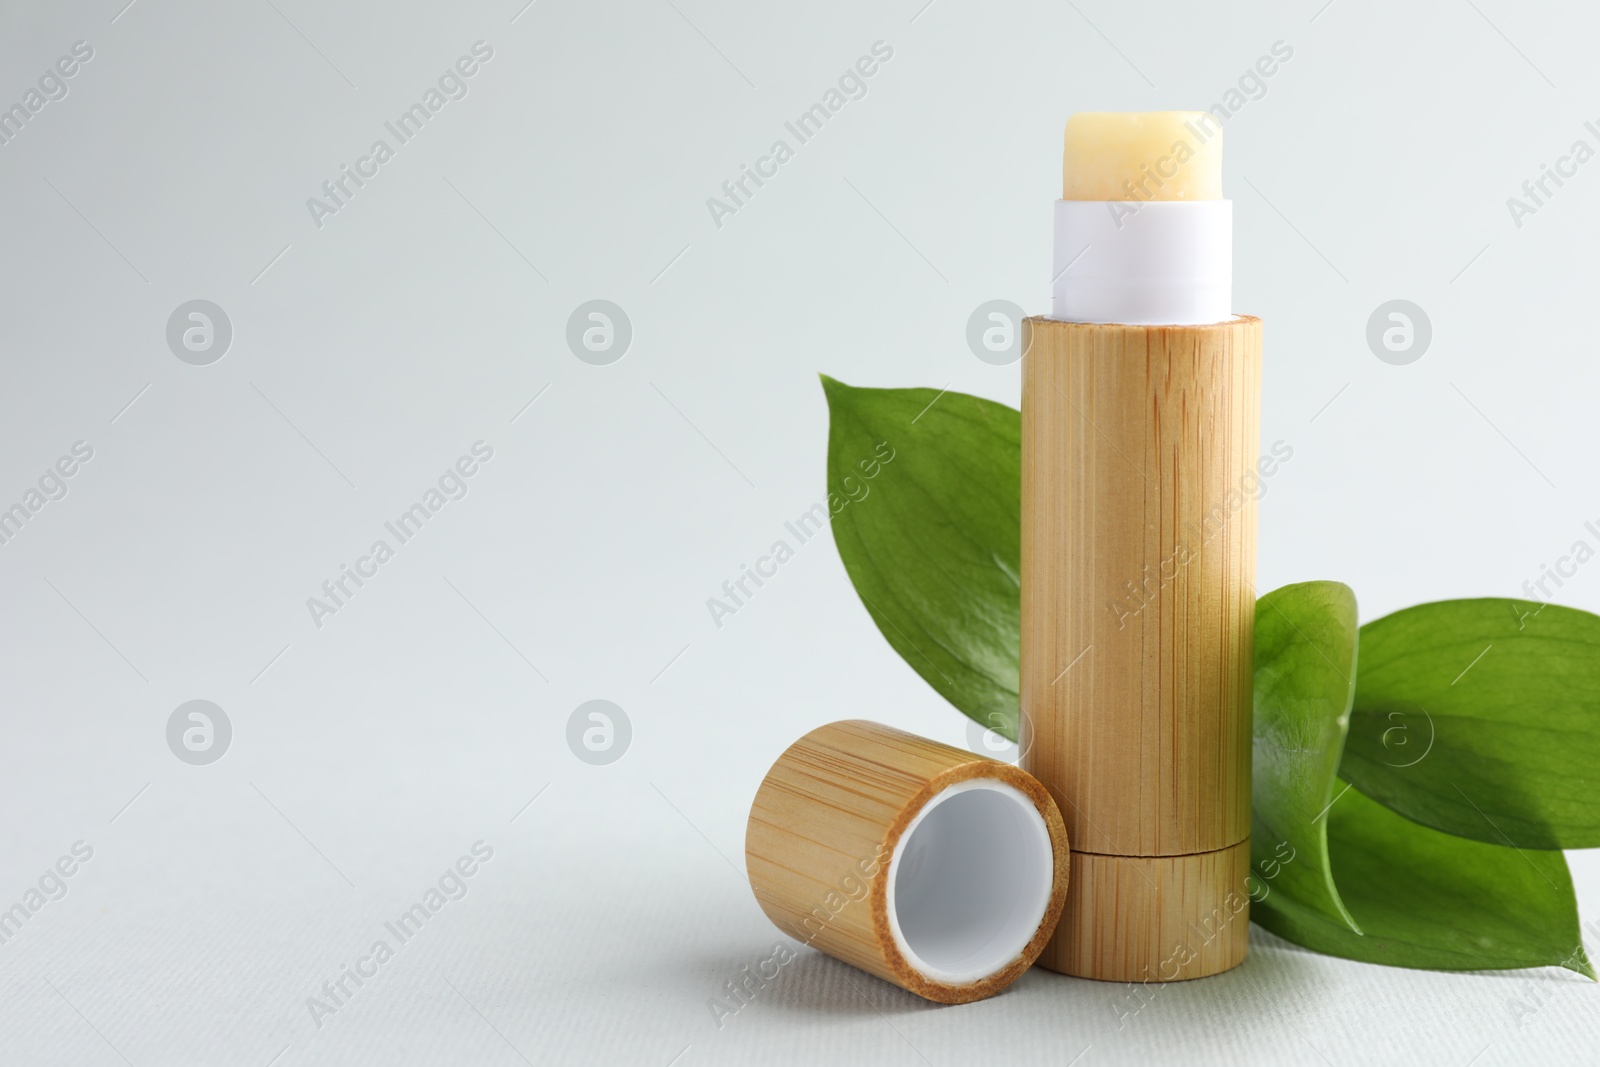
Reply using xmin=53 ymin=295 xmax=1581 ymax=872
xmin=5 ymin=766 xmax=1599 ymax=1066
xmin=4 ymin=0 xmax=1600 ymax=1063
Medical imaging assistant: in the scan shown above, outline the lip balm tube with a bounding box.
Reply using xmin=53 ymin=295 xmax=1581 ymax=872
xmin=1020 ymin=112 xmax=1260 ymax=982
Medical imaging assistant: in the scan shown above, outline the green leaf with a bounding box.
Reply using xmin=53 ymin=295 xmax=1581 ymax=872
xmin=821 ymin=377 xmax=1021 ymax=736
xmin=1251 ymin=581 xmax=1361 ymax=935
xmin=1341 ymin=598 xmax=1600 ymax=850
xmin=1254 ymin=780 xmax=1594 ymax=977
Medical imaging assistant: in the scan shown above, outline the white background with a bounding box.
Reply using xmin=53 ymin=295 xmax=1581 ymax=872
xmin=2 ymin=0 xmax=1597 ymax=1063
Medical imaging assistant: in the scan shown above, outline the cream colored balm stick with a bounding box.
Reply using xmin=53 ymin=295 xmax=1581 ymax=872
xmin=1021 ymin=112 xmax=1261 ymax=982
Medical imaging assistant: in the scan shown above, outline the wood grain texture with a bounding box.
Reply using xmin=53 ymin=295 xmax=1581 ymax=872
xmin=745 ymin=720 xmax=1069 ymax=1004
xmin=1042 ymin=839 xmax=1253 ymax=982
xmin=1019 ymin=316 xmax=1261 ymax=980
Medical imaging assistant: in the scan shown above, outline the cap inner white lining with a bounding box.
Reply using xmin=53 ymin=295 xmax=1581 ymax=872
xmin=885 ymin=779 xmax=1054 ymax=986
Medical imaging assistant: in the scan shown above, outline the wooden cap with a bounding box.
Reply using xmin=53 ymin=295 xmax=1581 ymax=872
xmin=745 ymin=720 xmax=1070 ymax=1004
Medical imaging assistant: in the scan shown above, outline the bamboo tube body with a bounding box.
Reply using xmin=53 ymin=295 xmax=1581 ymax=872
xmin=1020 ymin=316 xmax=1261 ymax=982
xmin=746 ymin=720 xmax=1070 ymax=1003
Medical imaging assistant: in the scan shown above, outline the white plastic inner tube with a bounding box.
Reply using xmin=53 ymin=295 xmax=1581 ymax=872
xmin=885 ymin=779 xmax=1055 ymax=986
xmin=1051 ymin=198 xmax=1233 ymax=325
